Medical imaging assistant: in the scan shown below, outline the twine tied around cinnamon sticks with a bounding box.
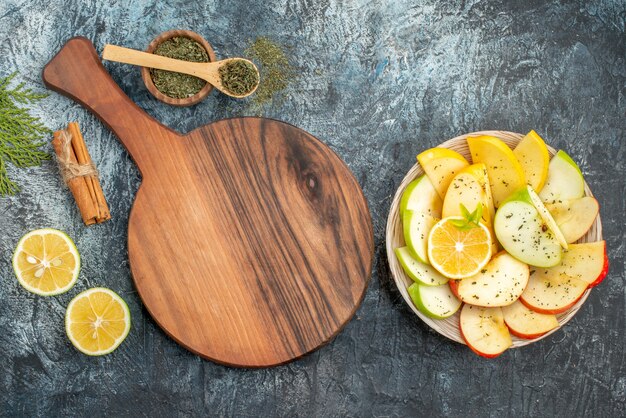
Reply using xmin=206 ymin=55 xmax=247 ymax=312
xmin=55 ymin=130 xmax=99 ymax=183
xmin=52 ymin=122 xmax=111 ymax=225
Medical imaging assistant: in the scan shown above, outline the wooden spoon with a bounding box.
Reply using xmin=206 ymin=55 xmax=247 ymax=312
xmin=102 ymin=44 xmax=259 ymax=98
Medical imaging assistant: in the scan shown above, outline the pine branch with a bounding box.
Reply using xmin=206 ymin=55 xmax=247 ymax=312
xmin=0 ymin=72 xmax=50 ymax=196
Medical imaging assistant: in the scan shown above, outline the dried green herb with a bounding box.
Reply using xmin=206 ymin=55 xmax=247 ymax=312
xmin=0 ymin=72 xmax=50 ymax=196
xmin=150 ymin=37 xmax=209 ymax=99
xmin=218 ymin=60 xmax=259 ymax=96
xmin=244 ymin=37 xmax=295 ymax=107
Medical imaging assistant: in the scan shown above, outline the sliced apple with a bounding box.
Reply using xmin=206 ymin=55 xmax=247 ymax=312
xmin=403 ymin=210 xmax=438 ymax=264
xmin=538 ymin=150 xmax=585 ymax=203
xmin=538 ymin=241 xmax=608 ymax=288
xmin=459 ymin=305 xmax=512 ymax=358
xmin=451 ymin=252 xmax=529 ymax=307
xmin=442 ymin=163 xmax=494 ymax=222
xmin=417 ymin=148 xmax=469 ymax=200
xmin=526 ymin=185 xmax=568 ymax=250
xmin=467 ymin=135 xmax=526 ymax=207
xmin=502 ymin=300 xmax=559 ymax=339
xmin=545 ymin=197 xmax=599 ymax=243
xmin=442 ymin=164 xmax=499 ymax=254
xmin=519 ymin=269 xmax=588 ymax=315
xmin=408 ymin=282 xmax=461 ymax=319
xmin=400 ymin=174 xmax=442 ymax=218
xmin=494 ymin=187 xmax=562 ymax=267
xmin=513 ymin=130 xmax=550 ymax=192
xmin=395 ymin=247 xmax=449 ymax=286
xmin=459 ymin=163 xmax=496 ymax=225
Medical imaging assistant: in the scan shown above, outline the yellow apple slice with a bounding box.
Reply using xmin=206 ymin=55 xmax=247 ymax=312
xmin=442 ymin=164 xmax=494 ymax=222
xmin=417 ymin=148 xmax=469 ymax=200
xmin=442 ymin=171 xmax=484 ymax=220
xmin=442 ymin=164 xmax=498 ymax=255
xmin=526 ymin=185 xmax=568 ymax=250
xmin=457 ymin=163 xmax=495 ymax=225
xmin=467 ymin=135 xmax=526 ymax=207
xmin=513 ymin=130 xmax=550 ymax=192
xmin=460 ymin=305 xmax=512 ymax=358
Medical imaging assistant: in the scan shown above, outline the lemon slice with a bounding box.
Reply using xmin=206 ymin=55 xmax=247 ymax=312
xmin=12 ymin=228 xmax=80 ymax=296
xmin=427 ymin=217 xmax=492 ymax=279
xmin=65 ymin=288 xmax=131 ymax=356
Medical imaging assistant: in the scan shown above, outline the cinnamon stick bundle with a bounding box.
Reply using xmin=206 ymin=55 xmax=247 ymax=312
xmin=52 ymin=122 xmax=111 ymax=225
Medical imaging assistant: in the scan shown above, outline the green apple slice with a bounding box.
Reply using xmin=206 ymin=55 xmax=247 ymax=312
xmin=494 ymin=188 xmax=562 ymax=267
xmin=526 ymin=186 xmax=568 ymax=249
xmin=538 ymin=150 xmax=585 ymax=203
xmin=395 ymin=247 xmax=449 ymax=286
xmin=408 ymin=282 xmax=461 ymax=319
xmin=403 ymin=210 xmax=438 ymax=264
xmin=400 ymin=175 xmax=442 ymax=218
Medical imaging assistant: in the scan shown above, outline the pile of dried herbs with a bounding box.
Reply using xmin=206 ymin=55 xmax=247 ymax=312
xmin=244 ymin=37 xmax=295 ymax=107
xmin=218 ymin=59 xmax=259 ymax=96
xmin=0 ymin=72 xmax=50 ymax=196
xmin=150 ymin=37 xmax=209 ymax=98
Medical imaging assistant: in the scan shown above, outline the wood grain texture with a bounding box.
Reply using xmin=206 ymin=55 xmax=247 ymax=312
xmin=42 ymin=37 xmax=374 ymax=367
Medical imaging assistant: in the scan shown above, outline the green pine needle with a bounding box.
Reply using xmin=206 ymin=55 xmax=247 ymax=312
xmin=0 ymin=72 xmax=50 ymax=196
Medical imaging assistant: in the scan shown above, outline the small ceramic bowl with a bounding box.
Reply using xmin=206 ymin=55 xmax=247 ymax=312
xmin=141 ymin=29 xmax=216 ymax=107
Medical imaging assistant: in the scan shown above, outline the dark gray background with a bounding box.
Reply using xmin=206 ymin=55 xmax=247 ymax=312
xmin=0 ymin=0 xmax=624 ymax=416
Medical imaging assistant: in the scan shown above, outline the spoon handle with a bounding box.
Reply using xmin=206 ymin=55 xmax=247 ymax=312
xmin=102 ymin=44 xmax=209 ymax=80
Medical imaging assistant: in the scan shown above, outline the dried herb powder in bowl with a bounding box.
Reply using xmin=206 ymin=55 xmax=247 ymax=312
xmin=150 ymin=37 xmax=209 ymax=99
xmin=218 ymin=60 xmax=259 ymax=96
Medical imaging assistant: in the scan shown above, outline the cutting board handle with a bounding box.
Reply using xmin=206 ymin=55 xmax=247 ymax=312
xmin=42 ymin=37 xmax=178 ymax=168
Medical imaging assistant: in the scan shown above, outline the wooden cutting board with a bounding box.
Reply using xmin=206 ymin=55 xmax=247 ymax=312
xmin=43 ymin=37 xmax=374 ymax=367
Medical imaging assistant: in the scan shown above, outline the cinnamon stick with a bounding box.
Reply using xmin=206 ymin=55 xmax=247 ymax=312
xmin=52 ymin=123 xmax=111 ymax=225
xmin=67 ymin=122 xmax=111 ymax=222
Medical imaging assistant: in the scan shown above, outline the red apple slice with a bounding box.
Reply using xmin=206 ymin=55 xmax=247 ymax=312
xmin=459 ymin=305 xmax=512 ymax=358
xmin=502 ymin=300 xmax=559 ymax=339
xmin=519 ymin=269 xmax=588 ymax=315
xmin=542 ymin=241 xmax=608 ymax=287
xmin=545 ymin=197 xmax=599 ymax=244
xmin=591 ymin=251 xmax=610 ymax=288
xmin=452 ymin=252 xmax=529 ymax=307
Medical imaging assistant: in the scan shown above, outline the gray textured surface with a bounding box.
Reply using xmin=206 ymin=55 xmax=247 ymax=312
xmin=0 ymin=0 xmax=624 ymax=416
